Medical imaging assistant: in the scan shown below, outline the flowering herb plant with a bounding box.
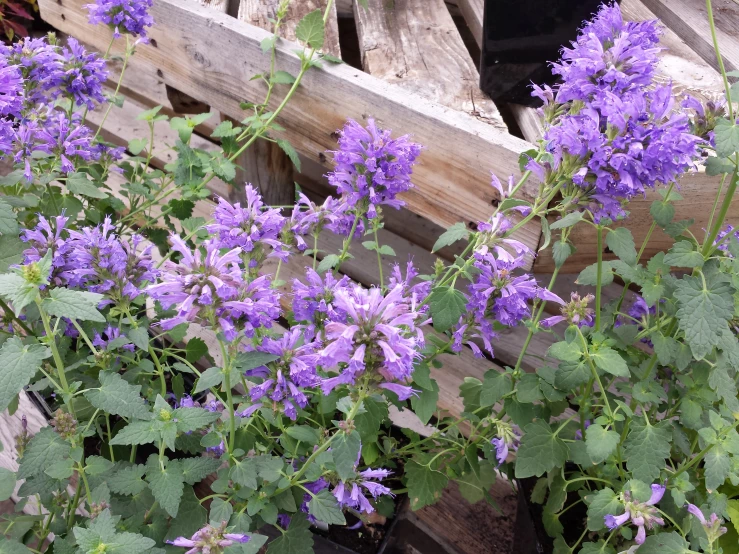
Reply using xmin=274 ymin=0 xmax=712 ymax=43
xmin=0 ymin=0 xmax=738 ymax=553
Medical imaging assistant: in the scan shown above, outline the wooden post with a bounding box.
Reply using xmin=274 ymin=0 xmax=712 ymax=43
xmin=233 ymin=0 xmax=342 ymax=206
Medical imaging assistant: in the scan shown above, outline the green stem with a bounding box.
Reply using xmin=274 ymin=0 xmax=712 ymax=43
xmin=706 ymin=0 xmax=734 ymax=120
xmin=93 ymin=36 xmax=131 ymax=142
xmin=0 ymin=297 xmax=34 ymax=335
xmin=218 ymin=340 xmax=237 ymax=458
xmin=702 ymin=170 xmax=739 ymax=257
xmin=374 ymin=226 xmax=384 ymax=289
xmin=595 ymin=225 xmax=604 ymax=331
xmin=704 ymin=173 xmax=727 ymax=251
xmin=335 ymin=212 xmax=361 ymax=273
xmin=36 ymin=299 xmax=74 ymax=416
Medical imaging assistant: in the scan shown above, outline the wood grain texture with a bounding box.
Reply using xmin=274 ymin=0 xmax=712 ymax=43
xmin=40 ymin=0 xmax=542 ymax=268
xmin=455 ymin=0 xmax=483 ymax=48
xmin=353 ymin=0 xmax=506 ymax=131
xmin=234 ymin=0 xmax=341 ymax=206
xmin=641 ymin=0 xmax=739 ymax=73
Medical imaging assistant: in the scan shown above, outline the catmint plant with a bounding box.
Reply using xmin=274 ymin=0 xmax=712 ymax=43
xmin=0 ymin=1 xmax=738 ymax=554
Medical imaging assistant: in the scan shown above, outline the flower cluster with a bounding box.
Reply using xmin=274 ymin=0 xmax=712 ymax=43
xmin=328 ymin=118 xmax=421 ymax=222
xmin=147 ymin=234 xmax=280 ymax=341
xmin=86 ymin=0 xmax=154 ymax=39
xmin=332 ymin=467 xmax=394 ymax=514
xmin=605 ymin=484 xmax=665 ymax=545
xmin=167 ymin=522 xmax=249 ymax=554
xmin=531 ymin=3 xmax=702 ymax=222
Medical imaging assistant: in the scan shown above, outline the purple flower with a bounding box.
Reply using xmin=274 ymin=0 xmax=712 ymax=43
xmin=453 ymin=248 xmax=553 ymax=357
xmin=490 ymin=422 xmax=520 ymax=466
xmin=540 ymin=292 xmax=595 ymax=329
xmin=206 ymin=191 xmax=288 ymax=265
xmin=242 ymin=329 xmax=320 ymax=420
xmin=318 ymin=282 xmax=426 ymax=394
xmin=167 ymin=522 xmax=249 ymax=554
xmin=64 ymin=218 xmax=158 ymax=308
xmin=328 ymin=118 xmax=421 ymax=221
xmin=716 ymin=224 xmax=739 ymax=254
xmin=288 ymin=193 xmax=347 ymax=251
xmin=291 ymin=268 xmax=351 ymax=338
xmin=35 ymin=112 xmax=97 ymax=173
xmin=92 ymin=326 xmax=134 ymax=352
xmin=0 ymin=56 xmax=23 ymax=117
xmin=58 ymin=37 xmax=108 ymax=109
xmin=605 ymin=484 xmax=665 ymax=545
xmin=86 ymin=0 xmax=154 ymax=40
xmin=21 ymin=214 xmax=71 ymax=286
xmin=685 ymin=504 xmax=728 ymax=541
xmin=148 ymin=235 xmax=280 ymax=340
xmin=332 ymin=466 xmax=394 ymax=515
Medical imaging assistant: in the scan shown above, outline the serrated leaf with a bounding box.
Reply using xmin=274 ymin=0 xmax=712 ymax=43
xmin=333 ymin=430 xmax=360 ymax=481
xmin=0 ymin=235 xmax=24 ymax=273
xmin=108 ymin=464 xmax=147 ymax=495
xmin=675 ymin=274 xmax=734 ymax=359
xmin=623 ymin=422 xmax=671 ymax=483
xmin=410 ymin=379 xmax=438 ymax=424
xmin=0 ymin=540 xmax=33 ymax=553
xmin=166 ymin=486 xmax=207 ymax=543
xmin=286 ymin=425 xmax=320 ymax=445
xmin=42 ymin=288 xmax=105 ymax=322
xmin=606 ymin=228 xmax=636 ymax=265
xmin=432 ymin=222 xmax=469 ymax=252
xmin=276 ymin=138 xmax=301 ymax=172
xmin=173 ymin=407 xmax=221 ymax=434
xmin=0 ymin=337 xmax=50 ymax=413
xmin=550 ymin=211 xmax=583 ymax=230
xmin=428 ymin=286 xmax=467 ymax=332
xmin=591 ymin=346 xmax=629 ymax=377
xmin=193 ymin=366 xmax=223 ymax=394
xmin=405 ymin=460 xmax=448 ymax=510
xmin=715 ymin=119 xmax=739 ymax=157
xmin=0 ymin=200 xmax=18 ymax=235
xmin=209 ymin=497 xmax=233 ymax=525
xmin=85 ymin=372 xmax=149 ymax=420
xmin=0 ymin=273 xmax=38 ymax=314
xmin=638 ymin=532 xmax=695 ymax=554
xmin=181 ymin=457 xmax=221 ymax=485
xmin=585 ymin=424 xmax=620 ymax=464
xmin=514 ymin=421 xmax=569 ymax=478
xmin=705 ymin=156 xmax=735 ymax=176
xmin=234 ymin=351 xmax=280 ymax=371
xmin=127 ymin=327 xmax=149 ymax=351
xmin=18 ymin=427 xmax=71 ymax=479
xmin=295 ymin=9 xmax=325 ymax=50
xmin=147 ymin=460 xmax=185 ymax=517
xmin=109 ymin=421 xmax=160 ymax=446
xmin=230 ymin=458 xmax=258 ymax=489
xmin=0 ymin=468 xmax=16 ymax=501
xmin=317 ymin=254 xmax=339 ymax=273
xmin=552 ymin=241 xmax=572 ymax=268
xmin=66 ymin=172 xmax=108 ymax=199
xmin=664 ymin=241 xmax=704 ymax=268
xmin=480 ymin=370 xmax=512 ymax=407
xmin=85 ymin=455 xmax=114 ymax=476
xmin=308 ymin=489 xmax=346 ymax=525
xmin=577 ymin=261 xmax=614 ymax=286
xmin=267 ymin=513 xmax=314 ymax=554
xmin=650 ymin=200 xmax=675 ymax=227
xmin=585 ymin=488 xmax=621 ymax=531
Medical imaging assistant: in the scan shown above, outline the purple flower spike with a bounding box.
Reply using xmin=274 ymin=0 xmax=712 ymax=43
xmin=86 ymin=0 xmax=154 ymax=40
xmin=167 ymin=522 xmax=249 ymax=553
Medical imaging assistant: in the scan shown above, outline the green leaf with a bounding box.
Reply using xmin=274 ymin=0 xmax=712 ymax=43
xmin=308 ymin=489 xmax=346 ymax=525
xmin=333 ymin=430 xmax=361 ymax=481
xmin=638 ymin=532 xmax=695 ymax=554
xmin=147 ymin=460 xmax=185 ymax=517
xmin=85 ymin=372 xmax=149 ymax=420
xmin=66 ymin=172 xmax=108 ymax=199
xmin=516 ymin=373 xmax=543 ymax=403
xmin=715 ymin=119 xmax=739 ymax=158
xmin=664 ymin=241 xmax=704 ymax=268
xmin=107 ymin=464 xmax=147 ymax=495
xmin=0 ymin=273 xmax=38 ymax=314
xmin=480 ymin=370 xmax=512 ymax=407
xmin=550 ymin=211 xmax=583 ymax=230
xmin=0 ymin=337 xmax=50 ymax=413
xmin=585 ymin=424 xmax=620 ymax=464
xmin=705 ymin=445 xmax=730 ymax=491
xmin=675 ymin=274 xmax=734 ymax=360
xmin=234 ymin=351 xmax=280 ymax=371
xmin=705 ymin=156 xmax=735 ymax=176
xmin=109 ymin=421 xmax=160 ymax=446
xmin=585 ymin=488 xmax=622 ymax=531
xmin=193 ymin=366 xmax=223 ymax=394
xmin=514 ymin=421 xmax=569 ymax=478
xmin=173 ymin=407 xmax=221 ymax=434
xmin=181 ymin=457 xmax=221 ymax=486
xmin=709 ymin=363 xmax=739 ymax=413
xmin=165 ymin=486 xmax=207 ymax=543
xmin=137 ymin=105 xmax=163 ymax=121
xmin=127 ymin=327 xmax=149 ymax=351
xmin=85 ymin=456 xmax=114 ymax=476
xmin=286 ymin=425 xmax=320 ymax=445
xmin=317 ymin=254 xmax=340 ymax=273
xmin=128 ymin=137 xmax=148 ymax=156
xmin=45 ymin=459 xmax=74 ymax=479
xmin=273 ymin=70 xmax=296 ymax=84
xmin=0 ymin=540 xmax=33 ymax=554
xmin=0 ymin=200 xmax=18 ymax=235
xmin=606 ymin=228 xmax=636 ymax=265
xmin=548 ymin=341 xmax=582 ymax=363
xmin=185 ymin=337 xmax=209 ymax=363
xmin=591 ymin=346 xmax=629 ymax=377
xmin=260 ymin=35 xmax=277 ymax=54
xmin=428 ymin=286 xmax=467 ymax=332
xmin=577 ymin=261 xmax=614 ymax=286
xmin=432 ymin=222 xmax=469 ymax=252
xmin=405 ymin=460 xmax=448 ymax=510
xmin=650 ymin=200 xmax=675 ymax=227
xmin=230 ymin=458 xmax=258 ymax=489
xmin=295 ymin=9 xmax=325 ymax=50
xmin=623 ymin=422 xmax=671 ymax=483
xmin=267 ymin=513 xmax=314 ymax=554
xmin=0 ymin=468 xmax=16 ymax=501
xmin=552 ymin=241 xmax=572 ymax=268
xmin=18 ymin=427 xmax=71 ymax=479
xmin=42 ymin=288 xmax=105 ymax=322
xmin=555 ymin=360 xmax=591 ymax=389
xmin=276 ymin=139 xmax=301 ymax=172
xmin=209 ymin=497 xmax=233 ymax=525
xmin=0 ymin=235 xmax=24 ymax=273
xmin=410 ymin=380 xmax=439 ymax=424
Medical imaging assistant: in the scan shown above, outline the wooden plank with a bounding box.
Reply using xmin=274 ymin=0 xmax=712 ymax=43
xmin=352 ymin=0 xmax=506 ymax=131
xmin=39 ymin=0 xmax=542 ymax=270
xmin=641 ymin=0 xmax=739 ymax=73
xmin=455 ymin=0 xmax=483 ymax=49
xmin=234 ymin=0 xmax=341 ymax=206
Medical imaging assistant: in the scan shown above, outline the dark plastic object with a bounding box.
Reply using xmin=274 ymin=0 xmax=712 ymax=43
xmin=479 ymin=0 xmax=610 ymax=105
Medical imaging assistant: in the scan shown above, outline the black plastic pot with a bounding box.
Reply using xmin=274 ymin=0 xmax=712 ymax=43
xmin=479 ymin=0 xmax=610 ymax=104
